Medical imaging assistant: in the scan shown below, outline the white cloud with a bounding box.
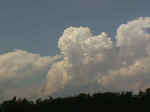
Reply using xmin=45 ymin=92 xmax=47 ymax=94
xmin=1 ymin=17 xmax=150 ymax=101
xmin=45 ymin=17 xmax=150 ymax=96
xmin=0 ymin=50 xmax=60 ymax=100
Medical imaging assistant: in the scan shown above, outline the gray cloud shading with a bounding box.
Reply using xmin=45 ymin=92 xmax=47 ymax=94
xmin=45 ymin=17 xmax=150 ymax=95
xmin=1 ymin=17 xmax=150 ymax=101
xmin=0 ymin=50 xmax=60 ymax=100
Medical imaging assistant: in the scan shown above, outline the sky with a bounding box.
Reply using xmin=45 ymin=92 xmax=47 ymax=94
xmin=0 ymin=0 xmax=150 ymax=56
xmin=1 ymin=0 xmax=150 ymax=101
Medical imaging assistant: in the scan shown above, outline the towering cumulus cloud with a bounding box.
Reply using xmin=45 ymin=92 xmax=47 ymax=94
xmin=45 ymin=17 xmax=150 ymax=95
xmin=1 ymin=17 xmax=150 ymax=101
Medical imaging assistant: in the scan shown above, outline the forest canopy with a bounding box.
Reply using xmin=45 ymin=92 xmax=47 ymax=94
xmin=1 ymin=88 xmax=150 ymax=112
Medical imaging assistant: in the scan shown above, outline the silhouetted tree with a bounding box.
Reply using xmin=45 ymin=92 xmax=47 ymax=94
xmin=1 ymin=88 xmax=150 ymax=112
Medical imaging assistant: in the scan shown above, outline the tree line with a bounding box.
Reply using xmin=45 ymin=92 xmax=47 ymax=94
xmin=1 ymin=88 xmax=150 ymax=112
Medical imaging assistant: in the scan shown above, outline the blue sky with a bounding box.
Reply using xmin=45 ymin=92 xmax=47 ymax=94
xmin=0 ymin=0 xmax=150 ymax=56
xmin=1 ymin=0 xmax=150 ymax=100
